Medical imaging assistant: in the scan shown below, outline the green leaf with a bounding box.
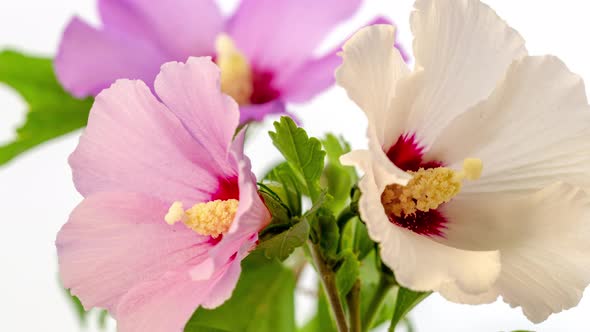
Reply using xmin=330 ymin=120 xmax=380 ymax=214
xmin=341 ymin=219 xmax=374 ymax=262
xmin=335 ymin=250 xmax=360 ymax=298
xmin=63 ymin=288 xmax=110 ymax=330
xmin=358 ymin=252 xmax=396 ymax=329
xmin=97 ymin=310 xmax=110 ymax=330
xmin=310 ymin=208 xmax=339 ymax=259
xmin=186 ymin=254 xmax=296 ymax=332
xmin=321 ymin=134 xmax=357 ymax=213
xmin=264 ymin=162 xmax=303 ymax=216
xmin=389 ymin=287 xmax=431 ymax=330
xmin=66 ymin=292 xmax=88 ymax=324
xmin=259 ymin=185 xmax=291 ymax=226
xmin=0 ymin=50 xmax=93 ymax=165
xmin=269 ymin=117 xmax=325 ymax=202
xmin=256 ymin=218 xmax=310 ymax=261
xmin=184 ymin=326 xmax=232 ymax=332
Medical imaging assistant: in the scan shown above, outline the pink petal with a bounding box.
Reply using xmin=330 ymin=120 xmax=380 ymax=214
xmin=56 ymin=192 xmax=211 ymax=314
xmin=228 ymin=130 xmax=271 ymax=238
xmin=115 ymin=259 xmax=241 ymax=332
xmin=154 ymin=57 xmax=240 ymax=176
xmin=55 ymin=17 xmax=166 ymax=98
xmin=208 ymin=130 xmax=271 ymax=260
xmin=70 ymin=79 xmax=230 ymax=204
xmin=98 ymin=0 xmax=223 ymax=59
xmin=227 ymin=0 xmax=361 ymax=73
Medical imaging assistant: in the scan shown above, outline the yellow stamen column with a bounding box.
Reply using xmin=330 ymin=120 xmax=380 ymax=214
xmin=382 ymin=158 xmax=483 ymax=217
xmin=165 ymin=199 xmax=239 ymax=238
xmin=215 ymin=34 xmax=254 ymax=105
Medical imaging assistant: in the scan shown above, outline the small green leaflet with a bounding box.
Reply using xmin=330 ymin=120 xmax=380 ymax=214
xmin=256 ymin=219 xmax=310 ymax=261
xmin=64 ymin=289 xmax=110 ymax=330
xmin=335 ymin=250 xmax=360 ymax=298
xmin=185 ymin=253 xmax=296 ymax=332
xmin=321 ymin=134 xmax=357 ymax=213
xmin=269 ymin=117 xmax=325 ymax=202
xmin=264 ymin=162 xmax=303 ymax=216
xmin=259 ymin=185 xmax=292 ymax=226
xmin=0 ymin=50 xmax=92 ymax=165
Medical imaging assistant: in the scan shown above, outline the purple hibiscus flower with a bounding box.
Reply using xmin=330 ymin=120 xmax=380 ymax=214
xmin=55 ymin=0 xmax=406 ymax=123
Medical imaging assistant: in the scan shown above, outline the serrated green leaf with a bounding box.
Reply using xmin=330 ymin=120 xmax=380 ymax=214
xmin=321 ymin=134 xmax=357 ymax=213
xmin=185 ymin=254 xmax=296 ymax=332
xmin=264 ymin=162 xmax=303 ymax=216
xmin=269 ymin=117 xmax=325 ymax=202
xmin=335 ymin=250 xmax=360 ymax=298
xmin=0 ymin=50 xmax=93 ymax=165
xmin=389 ymin=287 xmax=431 ymax=330
xmin=256 ymin=219 xmax=310 ymax=261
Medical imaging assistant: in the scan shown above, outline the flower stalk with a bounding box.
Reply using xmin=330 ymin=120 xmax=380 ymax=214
xmin=308 ymin=242 xmax=349 ymax=332
xmin=347 ymin=280 xmax=362 ymax=332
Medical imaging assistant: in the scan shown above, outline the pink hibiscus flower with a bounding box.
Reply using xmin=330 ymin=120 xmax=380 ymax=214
xmin=56 ymin=57 xmax=271 ymax=332
xmin=55 ymin=0 xmax=406 ymax=123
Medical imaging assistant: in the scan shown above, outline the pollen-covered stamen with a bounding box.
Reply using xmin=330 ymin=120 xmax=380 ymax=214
xmin=215 ymin=34 xmax=253 ymax=105
xmin=165 ymin=199 xmax=239 ymax=238
xmin=381 ymin=158 xmax=483 ymax=217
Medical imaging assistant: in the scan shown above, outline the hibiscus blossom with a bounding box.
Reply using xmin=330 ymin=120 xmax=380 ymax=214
xmin=56 ymin=57 xmax=271 ymax=332
xmin=337 ymin=0 xmax=590 ymax=323
xmin=55 ymin=0 xmax=405 ymax=123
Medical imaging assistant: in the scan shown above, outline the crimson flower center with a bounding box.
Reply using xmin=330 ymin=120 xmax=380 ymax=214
xmin=383 ymin=134 xmax=448 ymax=237
xmin=215 ymin=34 xmax=279 ymax=106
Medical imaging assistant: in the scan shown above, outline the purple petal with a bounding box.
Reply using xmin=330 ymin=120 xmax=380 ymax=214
xmin=55 ymin=17 xmax=166 ymax=98
xmin=226 ymin=0 xmax=361 ymax=73
xmin=98 ymin=0 xmax=223 ymax=59
xmin=277 ymin=17 xmax=410 ymax=103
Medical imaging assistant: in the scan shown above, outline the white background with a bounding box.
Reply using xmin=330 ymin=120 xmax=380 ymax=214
xmin=1 ymin=0 xmax=590 ymax=331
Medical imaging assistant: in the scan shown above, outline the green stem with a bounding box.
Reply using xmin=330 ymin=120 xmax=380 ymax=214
xmin=361 ymin=276 xmax=395 ymax=332
xmin=347 ymin=280 xmax=362 ymax=332
xmin=336 ymin=205 xmax=357 ymax=229
xmin=308 ymin=242 xmax=349 ymax=332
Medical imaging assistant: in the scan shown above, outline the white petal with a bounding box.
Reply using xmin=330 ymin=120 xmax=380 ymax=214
xmin=335 ymin=24 xmax=410 ymax=145
xmin=342 ymin=127 xmax=411 ymax=187
xmin=428 ymin=56 xmax=590 ymax=194
xmin=357 ymin=169 xmax=500 ymax=294
xmin=439 ymin=183 xmax=590 ymax=323
xmin=399 ymin=0 xmax=526 ymax=148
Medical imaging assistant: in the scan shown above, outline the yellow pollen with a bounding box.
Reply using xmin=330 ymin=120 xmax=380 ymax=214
xmin=164 ymin=199 xmax=239 ymax=238
xmin=381 ymin=158 xmax=483 ymax=217
xmin=215 ymin=34 xmax=254 ymax=105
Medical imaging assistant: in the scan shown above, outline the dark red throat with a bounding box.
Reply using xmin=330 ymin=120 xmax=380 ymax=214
xmin=384 ymin=134 xmax=447 ymax=237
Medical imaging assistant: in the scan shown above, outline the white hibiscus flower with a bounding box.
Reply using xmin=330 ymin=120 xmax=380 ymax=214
xmin=337 ymin=0 xmax=590 ymax=323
